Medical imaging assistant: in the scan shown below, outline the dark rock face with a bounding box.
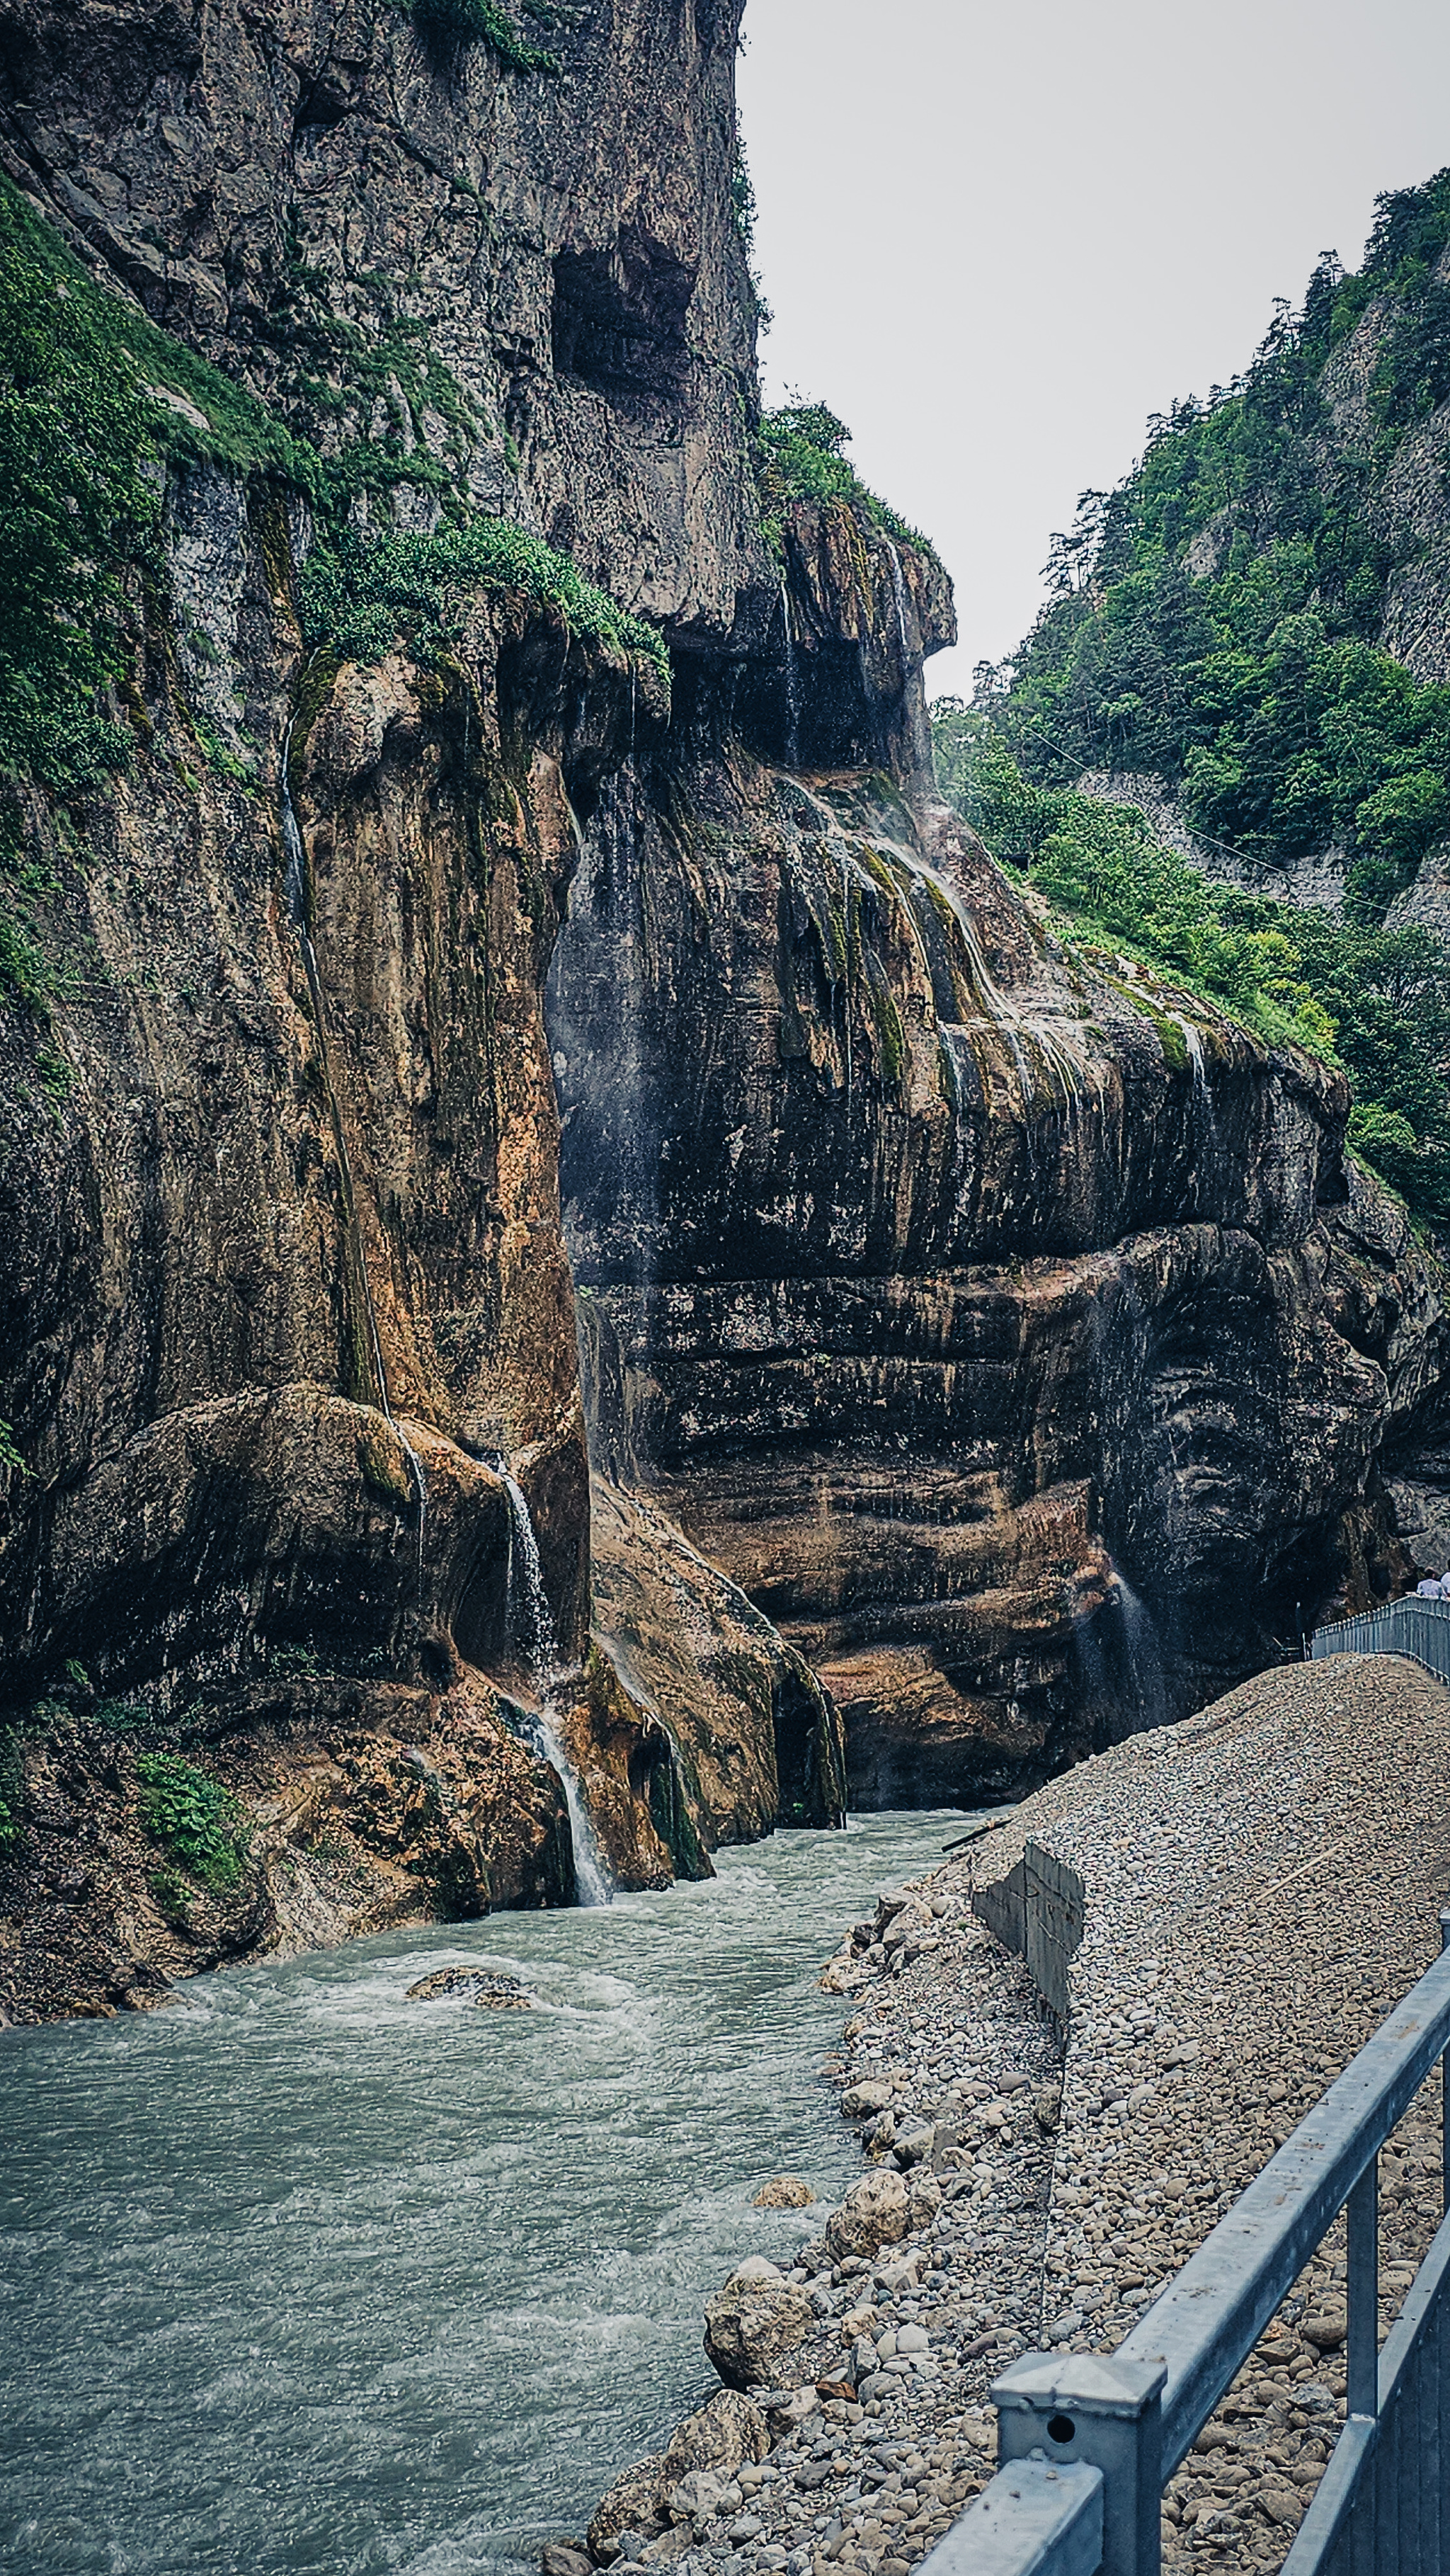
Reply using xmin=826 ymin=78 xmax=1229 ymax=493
xmin=0 ymin=0 xmax=852 ymax=2020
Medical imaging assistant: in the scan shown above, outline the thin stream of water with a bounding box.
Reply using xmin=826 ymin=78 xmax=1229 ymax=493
xmin=779 ymin=581 xmax=801 ymax=770
xmin=491 ymin=1464 xmax=613 ymax=1908
xmin=0 ymin=1812 xmax=969 ymax=2576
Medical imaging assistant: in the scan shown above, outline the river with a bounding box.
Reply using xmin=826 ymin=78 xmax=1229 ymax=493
xmin=1 ymin=1811 xmax=967 ymax=2575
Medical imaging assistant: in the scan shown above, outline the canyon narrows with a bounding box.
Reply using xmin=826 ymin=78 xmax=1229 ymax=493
xmin=0 ymin=0 xmax=1447 ymax=2032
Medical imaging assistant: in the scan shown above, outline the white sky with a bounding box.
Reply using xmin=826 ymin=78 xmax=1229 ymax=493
xmin=737 ymin=0 xmax=1450 ymax=698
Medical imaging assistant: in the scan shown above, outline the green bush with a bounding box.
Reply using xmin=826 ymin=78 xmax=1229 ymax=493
xmin=754 ymin=404 xmax=938 ymax=564
xmin=934 ymin=717 xmax=1450 ymax=1224
xmin=299 ymin=516 xmax=668 ymax=675
xmin=135 ymin=1751 xmax=252 ymax=1892
xmin=149 ymin=1862 xmax=194 ymax=1922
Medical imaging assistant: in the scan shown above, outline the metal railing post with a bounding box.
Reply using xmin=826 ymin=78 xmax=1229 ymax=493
xmin=993 ymin=2352 xmax=1167 ymax=2576
xmin=1345 ymin=2158 xmax=1378 ymax=2422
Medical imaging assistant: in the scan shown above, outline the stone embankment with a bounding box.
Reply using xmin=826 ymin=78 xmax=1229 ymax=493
xmin=567 ymin=1653 xmax=1450 ymax=2576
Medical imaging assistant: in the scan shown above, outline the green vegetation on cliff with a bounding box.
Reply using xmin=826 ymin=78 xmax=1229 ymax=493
xmin=135 ymin=1751 xmax=251 ymax=1893
xmin=974 ymin=169 xmax=1450 ymax=916
xmin=409 ymin=0 xmax=560 ymax=72
xmin=935 ymin=710 xmax=1450 ymax=1222
xmin=0 ymin=171 xmax=663 ymax=837
xmin=755 ymin=404 xmax=937 ymax=564
xmin=300 ymin=519 xmax=668 ymax=676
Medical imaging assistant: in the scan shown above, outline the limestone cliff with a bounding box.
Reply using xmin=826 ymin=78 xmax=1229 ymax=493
xmin=0 ymin=0 xmax=1444 ymax=2019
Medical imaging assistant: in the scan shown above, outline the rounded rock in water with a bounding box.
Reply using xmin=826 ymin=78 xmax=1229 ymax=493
xmin=405 ymin=1968 xmax=534 ymax=2009
xmin=752 ymin=2175 xmax=816 ymax=2209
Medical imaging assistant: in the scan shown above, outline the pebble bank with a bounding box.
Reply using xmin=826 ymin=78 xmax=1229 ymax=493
xmin=566 ymin=1653 xmax=1450 ymax=2576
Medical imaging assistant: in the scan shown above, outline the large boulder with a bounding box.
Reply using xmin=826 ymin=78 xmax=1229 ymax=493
xmin=586 ymin=2455 xmax=667 ymax=2559
xmin=825 ymin=2170 xmax=910 ymax=2261
xmin=751 ymin=2175 xmax=816 ymax=2209
xmin=662 ymin=2388 xmax=770 ymax=2486
xmin=840 ymin=2079 xmax=894 ymax=2117
xmin=702 ymin=2258 xmax=814 ymax=2390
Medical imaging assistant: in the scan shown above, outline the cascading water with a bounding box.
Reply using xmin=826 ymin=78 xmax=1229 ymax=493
xmin=279 ymin=722 xmax=428 ymax=1575
xmin=779 ymin=579 xmax=801 ymax=770
xmin=1178 ymin=1019 xmax=1217 ymax=1202
xmin=1112 ymin=1563 xmax=1169 ymax=1732
xmin=884 ymin=539 xmax=912 ymax=681
xmin=491 ymin=1461 xmax=612 ymax=1908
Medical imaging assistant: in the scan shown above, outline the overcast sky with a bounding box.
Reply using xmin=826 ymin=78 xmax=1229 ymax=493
xmin=737 ymin=0 xmax=1450 ymax=698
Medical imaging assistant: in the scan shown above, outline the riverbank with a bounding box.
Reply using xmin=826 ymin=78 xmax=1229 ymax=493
xmin=576 ymin=1653 xmax=1450 ymax=2576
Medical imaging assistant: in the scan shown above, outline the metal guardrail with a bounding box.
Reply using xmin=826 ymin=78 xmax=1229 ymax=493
xmin=1312 ymin=1592 xmax=1450 ymax=1687
xmin=920 ymin=1922 xmax=1450 ymax=2576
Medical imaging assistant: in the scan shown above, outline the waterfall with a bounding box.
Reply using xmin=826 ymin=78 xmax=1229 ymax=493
xmin=884 ymin=540 xmax=912 ymax=681
xmin=779 ymin=579 xmax=801 ymax=770
xmin=278 ymin=720 xmax=428 ymax=1571
xmin=1112 ymin=1566 xmax=1169 ymax=1732
xmin=1180 ymin=1020 xmax=1217 ymax=1182
xmin=492 ymin=1461 xmax=612 ymax=1908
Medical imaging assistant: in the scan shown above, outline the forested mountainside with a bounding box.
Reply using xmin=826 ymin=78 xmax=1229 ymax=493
xmin=934 ymin=166 xmax=1450 ymax=1229
xmin=1 ymin=0 xmax=1449 ymax=2020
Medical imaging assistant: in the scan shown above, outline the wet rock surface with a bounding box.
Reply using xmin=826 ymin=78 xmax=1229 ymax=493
xmin=405 ymin=1968 xmax=533 ymax=2008
xmin=578 ymin=1655 xmax=1450 ymax=2576
xmin=556 ymin=748 xmax=1444 ymax=1795
xmin=0 ymin=1672 xmax=576 ymax=2024
xmin=2 ymin=0 xmax=1448 ymax=2029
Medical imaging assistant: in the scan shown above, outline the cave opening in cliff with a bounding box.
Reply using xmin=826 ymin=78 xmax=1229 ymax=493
xmin=552 ymin=234 xmax=696 ymax=414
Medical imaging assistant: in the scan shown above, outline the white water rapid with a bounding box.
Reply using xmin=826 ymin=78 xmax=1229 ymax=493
xmin=1 ymin=1810 xmax=973 ymax=2576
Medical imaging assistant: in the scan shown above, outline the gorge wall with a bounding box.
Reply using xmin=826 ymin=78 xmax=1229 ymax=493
xmin=0 ymin=0 xmax=1445 ymax=2017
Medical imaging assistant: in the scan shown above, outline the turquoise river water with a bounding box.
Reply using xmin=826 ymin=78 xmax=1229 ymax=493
xmin=1 ymin=1810 xmax=966 ymax=2576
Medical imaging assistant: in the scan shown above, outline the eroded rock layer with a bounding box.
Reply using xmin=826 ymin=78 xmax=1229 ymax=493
xmin=554 ymin=745 xmax=1446 ymax=1801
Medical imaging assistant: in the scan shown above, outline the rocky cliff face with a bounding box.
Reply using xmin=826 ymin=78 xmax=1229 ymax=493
xmin=0 ymin=0 xmax=851 ymax=2020
xmin=0 ymin=0 xmax=763 ymax=640
xmin=553 ymin=700 xmax=1444 ymax=1804
xmin=0 ymin=0 xmax=1443 ymax=2019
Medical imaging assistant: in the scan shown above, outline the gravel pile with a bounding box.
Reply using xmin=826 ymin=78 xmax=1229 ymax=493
xmin=569 ymin=1653 xmax=1450 ymax=2576
xmin=1014 ymin=1651 xmax=1450 ymax=2565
